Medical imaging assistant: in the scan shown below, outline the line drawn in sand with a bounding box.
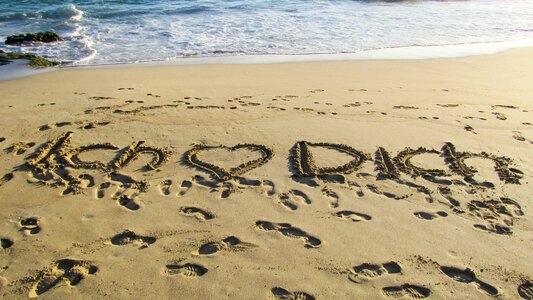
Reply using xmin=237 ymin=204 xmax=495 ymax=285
xmin=182 ymin=143 xmax=273 ymax=181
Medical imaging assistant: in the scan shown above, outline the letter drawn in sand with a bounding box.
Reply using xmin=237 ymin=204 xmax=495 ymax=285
xmin=290 ymin=141 xmax=369 ymax=179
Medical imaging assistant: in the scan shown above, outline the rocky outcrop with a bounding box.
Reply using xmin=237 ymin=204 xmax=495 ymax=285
xmin=5 ymin=31 xmax=62 ymax=45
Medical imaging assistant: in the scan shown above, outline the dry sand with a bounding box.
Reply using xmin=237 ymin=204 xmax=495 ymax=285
xmin=0 ymin=48 xmax=532 ymax=299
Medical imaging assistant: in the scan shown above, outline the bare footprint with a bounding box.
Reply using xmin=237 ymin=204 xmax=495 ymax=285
xmin=277 ymin=193 xmax=298 ymax=211
xmin=413 ymin=211 xmax=448 ymax=220
xmin=159 ymin=179 xmax=172 ymax=196
xmin=321 ymin=187 xmax=339 ymax=208
xmin=261 ymin=180 xmax=276 ymax=196
xmin=96 ymin=182 xmax=111 ymax=199
xmin=277 ymin=190 xmax=312 ymax=211
xmin=290 ymin=189 xmax=311 ymax=204
xmin=220 ymin=182 xmax=237 ymax=199
xmin=255 ymin=221 xmax=321 ymax=248
xmin=117 ymin=195 xmax=140 ymax=211
xmin=492 ymin=112 xmax=507 ymax=120
xmin=270 ymin=287 xmax=315 ymax=300
xmin=366 ymin=184 xmax=410 ymax=200
xmin=179 ymin=206 xmax=215 ymax=221
xmin=335 ymin=210 xmax=372 ymax=222
xmin=513 ymin=131 xmax=526 ymax=142
xmin=165 ymin=263 xmax=208 ymax=278
xmin=349 ymin=262 xmax=401 ymax=283
xmin=382 ymin=284 xmax=431 ymax=299
xmin=177 ymin=180 xmax=192 ymax=197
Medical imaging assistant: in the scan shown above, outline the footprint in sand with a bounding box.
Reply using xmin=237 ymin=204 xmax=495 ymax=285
xmin=96 ymin=182 xmax=111 ymax=199
xmin=440 ymin=266 xmax=499 ymax=296
xmin=276 ymin=189 xmax=312 ymax=211
xmin=193 ymin=236 xmax=256 ymax=256
xmin=192 ymin=175 xmax=221 ymax=189
xmin=165 ymin=263 xmax=208 ymax=278
xmin=261 ymin=180 xmax=276 ymax=197
xmin=255 ymin=221 xmax=321 ymax=248
xmin=464 ymin=125 xmax=476 ymax=134
xmin=366 ymin=184 xmax=410 ymax=200
xmin=179 ymin=206 xmax=216 ymax=221
xmin=220 ymin=182 xmax=237 ymax=199
xmin=382 ymin=284 xmax=431 ymax=299
xmin=269 ymin=287 xmax=315 ymax=300
xmin=6 ymin=142 xmax=35 ymax=155
xmin=42 ymin=121 xmax=73 ymax=131
xmin=110 ymin=230 xmax=156 ymax=249
xmin=349 ymin=262 xmax=401 ymax=283
xmin=491 ymin=112 xmax=507 ymax=120
xmin=20 ymin=217 xmax=41 ymax=236
xmin=413 ymin=211 xmax=448 ymax=220
xmin=518 ymin=281 xmax=533 ymax=299
xmin=117 ymin=195 xmax=141 ymax=211
xmin=512 ymin=131 xmax=526 ymax=142
xmin=0 ymin=173 xmax=14 ymax=188
xmin=177 ymin=180 xmax=193 ymax=197
xmin=159 ymin=179 xmax=172 ymax=196
xmin=1 ymin=238 xmax=14 ymax=249
xmin=335 ymin=210 xmax=372 ymax=222
xmin=28 ymin=259 xmax=98 ymax=298
xmin=321 ymin=187 xmax=339 ymax=208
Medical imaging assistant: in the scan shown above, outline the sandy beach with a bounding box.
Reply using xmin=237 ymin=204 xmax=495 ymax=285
xmin=0 ymin=48 xmax=532 ymax=299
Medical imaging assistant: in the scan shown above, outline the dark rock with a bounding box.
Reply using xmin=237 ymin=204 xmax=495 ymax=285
xmin=5 ymin=32 xmax=62 ymax=45
xmin=0 ymin=51 xmax=61 ymax=68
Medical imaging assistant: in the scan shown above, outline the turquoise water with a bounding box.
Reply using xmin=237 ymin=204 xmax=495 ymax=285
xmin=0 ymin=0 xmax=532 ymax=65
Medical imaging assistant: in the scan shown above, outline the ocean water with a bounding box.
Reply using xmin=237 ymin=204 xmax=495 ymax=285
xmin=0 ymin=0 xmax=532 ymax=66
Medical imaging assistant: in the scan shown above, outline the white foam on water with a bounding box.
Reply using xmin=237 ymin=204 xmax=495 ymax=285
xmin=1 ymin=0 xmax=532 ymax=68
xmin=83 ymin=39 xmax=533 ymax=68
xmin=69 ymin=4 xmax=84 ymax=22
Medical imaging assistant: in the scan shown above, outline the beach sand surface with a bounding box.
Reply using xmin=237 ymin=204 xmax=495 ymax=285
xmin=0 ymin=49 xmax=532 ymax=299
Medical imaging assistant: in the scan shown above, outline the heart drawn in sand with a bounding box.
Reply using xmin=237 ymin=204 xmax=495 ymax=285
xmin=183 ymin=144 xmax=274 ymax=181
xmin=291 ymin=141 xmax=369 ymax=177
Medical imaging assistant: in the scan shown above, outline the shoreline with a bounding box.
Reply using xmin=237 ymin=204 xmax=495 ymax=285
xmin=1 ymin=39 xmax=533 ymax=81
